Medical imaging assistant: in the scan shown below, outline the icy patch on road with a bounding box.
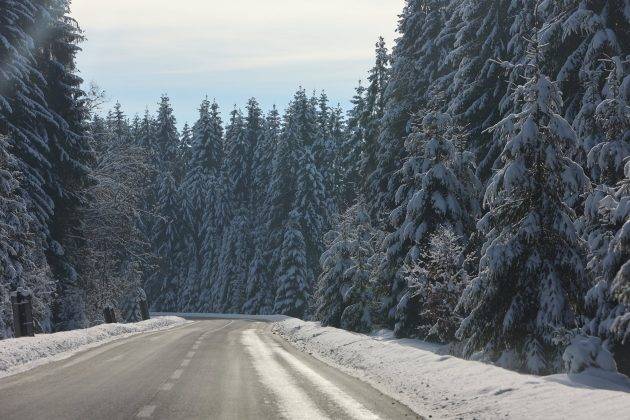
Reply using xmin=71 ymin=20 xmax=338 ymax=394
xmin=269 ymin=335 xmax=381 ymax=420
xmin=0 ymin=316 xmax=188 ymax=378
xmin=273 ymin=318 xmax=630 ymax=419
xmin=241 ymin=329 xmax=328 ymax=420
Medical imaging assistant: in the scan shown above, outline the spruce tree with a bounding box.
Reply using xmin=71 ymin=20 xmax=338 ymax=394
xmin=294 ymin=148 xmax=328 ymax=285
xmin=146 ymin=96 xmax=183 ymax=311
xmin=212 ymin=108 xmax=250 ymax=312
xmin=182 ymin=99 xmax=223 ymax=311
xmin=339 ymin=82 xmax=366 ymax=207
xmin=439 ymin=0 xmax=510 ymax=181
xmin=380 ymin=110 xmax=480 ymax=337
xmin=359 ymin=37 xmax=390 ymax=190
xmin=274 ymin=210 xmax=309 ymax=318
xmin=581 ymin=60 xmax=630 ymax=371
xmin=541 ymin=0 xmax=630 ymax=124
xmin=244 ymin=107 xmax=280 ymax=314
xmin=367 ymin=0 xmax=445 ymax=224
xmin=0 ymin=135 xmax=53 ymax=337
xmin=457 ymin=45 xmax=590 ymax=373
xmin=404 ymin=226 xmax=468 ymax=343
xmin=316 ymin=213 xmax=353 ymax=327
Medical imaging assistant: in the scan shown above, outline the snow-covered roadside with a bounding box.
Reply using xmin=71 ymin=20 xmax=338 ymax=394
xmin=273 ymin=318 xmax=630 ymax=419
xmin=0 ymin=316 xmax=188 ymax=378
xmin=151 ymin=312 xmax=289 ymax=322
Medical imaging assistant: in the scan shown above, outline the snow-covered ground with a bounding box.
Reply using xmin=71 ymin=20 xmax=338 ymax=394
xmin=0 ymin=316 xmax=187 ymax=378
xmin=273 ymin=318 xmax=630 ymax=419
xmin=151 ymin=312 xmax=289 ymax=322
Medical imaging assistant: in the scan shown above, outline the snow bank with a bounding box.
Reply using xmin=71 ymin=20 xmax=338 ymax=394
xmin=273 ymin=318 xmax=630 ymax=419
xmin=0 ymin=316 xmax=187 ymax=377
xmin=151 ymin=312 xmax=289 ymax=322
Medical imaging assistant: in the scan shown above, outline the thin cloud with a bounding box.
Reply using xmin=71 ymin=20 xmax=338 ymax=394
xmin=72 ymin=0 xmax=403 ymax=125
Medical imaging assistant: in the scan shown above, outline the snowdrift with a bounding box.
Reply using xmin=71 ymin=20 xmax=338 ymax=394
xmin=0 ymin=316 xmax=187 ymax=377
xmin=273 ymin=318 xmax=630 ymax=419
xmin=150 ymin=312 xmax=289 ymax=322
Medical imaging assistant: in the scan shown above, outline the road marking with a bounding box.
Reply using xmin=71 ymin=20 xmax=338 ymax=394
xmin=160 ymin=383 xmax=174 ymax=391
xmin=181 ymin=359 xmax=191 ymax=367
xmin=242 ymin=330 xmax=327 ymax=420
xmin=136 ymin=405 xmax=156 ymax=418
xmin=186 ymin=351 xmax=195 ymax=358
xmin=192 ymin=344 xmax=199 ymax=350
xmin=61 ymin=341 xmax=128 ymax=369
xmin=171 ymin=369 xmax=184 ymax=379
xmin=271 ymin=339 xmax=381 ymax=420
xmin=106 ymin=355 xmax=124 ymax=362
xmin=206 ymin=320 xmax=235 ymax=334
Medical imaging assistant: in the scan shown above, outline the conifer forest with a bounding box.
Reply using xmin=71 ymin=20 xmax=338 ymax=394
xmin=1 ymin=0 xmax=629 ymax=378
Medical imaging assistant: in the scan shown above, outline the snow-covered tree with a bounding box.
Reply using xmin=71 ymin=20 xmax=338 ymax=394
xmin=339 ymin=82 xmax=366 ymax=207
xmin=577 ymin=59 xmax=630 ymax=372
xmin=404 ymin=226 xmax=468 ymax=343
xmin=438 ymin=0 xmax=510 ymax=181
xmin=263 ymin=90 xmax=313 ymax=285
xmin=0 ymin=135 xmax=53 ymax=337
xmin=146 ymin=96 xmax=183 ymax=311
xmin=181 ymin=99 xmax=223 ymax=310
xmin=243 ymin=249 xmax=274 ymax=315
xmin=367 ymin=0 xmax=446 ymax=223
xmin=213 ymin=210 xmax=250 ymax=312
xmin=457 ymin=48 xmax=590 ymax=373
xmin=274 ymin=210 xmax=310 ymax=318
xmin=339 ymin=203 xmax=383 ymax=333
xmin=380 ymin=110 xmax=480 ymax=337
xmin=315 ymin=212 xmax=353 ymax=327
xmin=294 ymin=148 xmax=328 ymax=282
xmin=77 ymin=110 xmax=152 ymax=322
xmin=540 ymin=0 xmax=629 ymax=124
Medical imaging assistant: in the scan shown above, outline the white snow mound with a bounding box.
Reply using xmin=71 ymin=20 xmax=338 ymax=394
xmin=0 ymin=316 xmax=187 ymax=377
xmin=273 ymin=318 xmax=630 ymax=419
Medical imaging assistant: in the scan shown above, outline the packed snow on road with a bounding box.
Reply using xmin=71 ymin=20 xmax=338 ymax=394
xmin=274 ymin=318 xmax=630 ymax=420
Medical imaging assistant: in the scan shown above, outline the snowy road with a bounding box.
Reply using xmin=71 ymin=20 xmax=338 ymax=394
xmin=0 ymin=319 xmax=418 ymax=419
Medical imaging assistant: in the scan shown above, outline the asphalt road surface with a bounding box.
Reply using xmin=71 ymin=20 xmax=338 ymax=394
xmin=0 ymin=319 xmax=419 ymax=419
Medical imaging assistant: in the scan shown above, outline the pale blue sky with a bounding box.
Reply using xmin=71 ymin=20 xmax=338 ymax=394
xmin=72 ymin=0 xmax=403 ymax=128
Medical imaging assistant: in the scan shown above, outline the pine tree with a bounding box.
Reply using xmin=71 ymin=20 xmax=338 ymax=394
xmin=0 ymin=135 xmax=53 ymax=337
xmin=0 ymin=1 xmax=55 ymax=241
xmin=213 ymin=210 xmax=250 ymax=312
xmin=211 ymin=108 xmax=251 ymax=312
xmin=339 ymin=203 xmax=382 ymax=333
xmin=367 ymin=0 xmax=446 ymax=224
xmin=243 ymin=249 xmax=274 ymax=314
xmin=381 ymin=110 xmax=480 ymax=337
xmin=244 ymin=107 xmax=280 ymax=314
xmin=176 ymin=123 xmax=193 ymax=182
xmin=146 ymin=96 xmax=183 ymax=311
xmin=274 ymin=210 xmax=309 ymax=318
xmin=316 ymin=201 xmax=383 ymax=331
xmin=581 ymin=60 xmax=630 ymax=372
xmin=457 ymin=43 xmax=590 ymax=373
xmin=181 ymin=99 xmax=223 ymax=311
xmin=264 ymin=90 xmax=313 ymax=285
xmin=540 ymin=0 xmax=630 ymax=123
xmin=360 ymin=37 xmax=390 ymax=187
xmin=404 ymin=226 xmax=468 ymax=343
xmin=294 ymin=148 xmax=328 ymax=288
xmin=605 ymin=161 xmax=630 ymax=373
xmin=36 ymin=0 xmax=94 ymax=330
xmin=340 ymin=38 xmax=390 ymax=209
xmin=339 ymin=82 xmax=366 ymax=207
xmin=438 ymin=0 xmax=510 ymax=181
xmin=316 ymin=213 xmax=353 ymax=327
